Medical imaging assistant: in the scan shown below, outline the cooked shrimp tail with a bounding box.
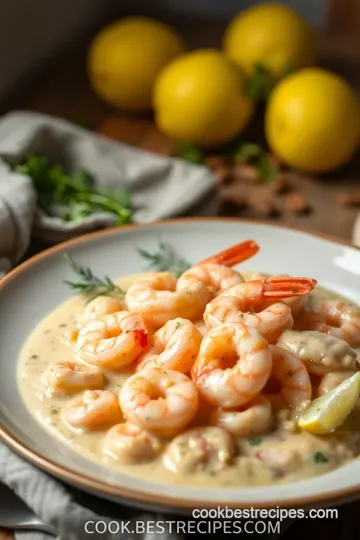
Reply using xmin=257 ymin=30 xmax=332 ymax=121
xmin=198 ymin=240 xmax=260 ymax=267
xmin=262 ymin=277 xmax=317 ymax=298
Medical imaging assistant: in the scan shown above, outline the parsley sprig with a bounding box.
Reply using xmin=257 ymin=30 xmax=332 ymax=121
xmin=137 ymin=240 xmax=191 ymax=278
xmin=14 ymin=155 xmax=132 ymax=225
xmin=63 ymin=254 xmax=124 ymax=300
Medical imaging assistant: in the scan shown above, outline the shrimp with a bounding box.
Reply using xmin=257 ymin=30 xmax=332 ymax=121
xmin=163 ymin=427 xmax=235 ymax=474
xmin=103 ymin=423 xmax=162 ymax=463
xmin=204 ymin=277 xmax=317 ymax=343
xmin=177 ymin=265 xmax=244 ymax=299
xmin=125 ymin=241 xmax=259 ymax=327
xmin=318 ymin=301 xmax=360 ymax=347
xmin=194 ymin=320 xmax=208 ymax=337
xmin=177 ymin=240 xmax=260 ymax=298
xmin=119 ymin=368 xmax=199 ymax=436
xmin=64 ymin=390 xmax=122 ymax=431
xmin=295 ymin=301 xmax=360 ymax=347
xmin=265 ymin=275 xmax=308 ymax=318
xmin=43 ymin=361 xmax=105 ymax=397
xmin=125 ymin=272 xmax=210 ymax=328
xmin=318 ymin=371 xmax=356 ymax=397
xmin=62 ymin=296 xmax=127 ymax=346
xmin=191 ymin=323 xmax=272 ymax=408
xmin=75 ymin=311 xmax=148 ymax=370
xmin=277 ymin=329 xmax=357 ymax=376
xmin=266 ymin=346 xmax=311 ymax=409
xmin=136 ymin=318 xmax=202 ymax=373
xmin=81 ymin=296 xmax=126 ymax=325
xmin=209 ymin=395 xmax=273 ymax=437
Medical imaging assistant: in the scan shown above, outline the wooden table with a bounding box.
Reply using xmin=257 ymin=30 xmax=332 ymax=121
xmin=1 ymin=15 xmax=360 ymax=540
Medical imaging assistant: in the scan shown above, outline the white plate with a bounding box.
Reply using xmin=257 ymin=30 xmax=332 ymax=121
xmin=1 ymin=218 xmax=360 ymax=512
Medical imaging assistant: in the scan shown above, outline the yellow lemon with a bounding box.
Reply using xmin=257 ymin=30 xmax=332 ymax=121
xmin=265 ymin=68 xmax=360 ymax=172
xmin=223 ymin=3 xmax=316 ymax=78
xmin=88 ymin=17 xmax=185 ymax=111
xmin=154 ymin=49 xmax=254 ymax=148
xmin=298 ymin=372 xmax=360 ymax=434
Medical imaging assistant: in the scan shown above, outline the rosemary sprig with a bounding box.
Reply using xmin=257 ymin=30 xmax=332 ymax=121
xmin=137 ymin=240 xmax=191 ymax=278
xmin=63 ymin=253 xmax=125 ymax=300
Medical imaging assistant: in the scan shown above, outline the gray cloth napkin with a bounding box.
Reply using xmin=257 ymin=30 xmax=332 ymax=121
xmin=0 ymin=443 xmax=183 ymax=540
xmin=0 ymin=111 xmax=218 ymax=274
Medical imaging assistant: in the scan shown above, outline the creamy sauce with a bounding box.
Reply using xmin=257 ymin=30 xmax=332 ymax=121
xmin=17 ymin=271 xmax=360 ymax=488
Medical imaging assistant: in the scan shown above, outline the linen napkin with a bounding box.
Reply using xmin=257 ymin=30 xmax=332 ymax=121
xmin=0 ymin=442 xmax=184 ymax=540
xmin=0 ymin=111 xmax=218 ymax=274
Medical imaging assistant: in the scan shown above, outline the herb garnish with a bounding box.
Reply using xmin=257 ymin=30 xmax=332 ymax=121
xmin=313 ymin=452 xmax=328 ymax=464
xmin=246 ymin=61 xmax=294 ymax=102
xmin=14 ymin=155 xmax=132 ymax=225
xmin=63 ymin=253 xmax=124 ymax=300
xmin=248 ymin=436 xmax=263 ymax=447
xmin=235 ymin=142 xmax=278 ymax=185
xmin=137 ymin=239 xmax=191 ymax=278
xmin=175 ymin=142 xmax=204 ymax=164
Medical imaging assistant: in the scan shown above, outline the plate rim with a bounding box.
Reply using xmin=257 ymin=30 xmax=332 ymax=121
xmin=1 ymin=216 xmax=360 ymax=510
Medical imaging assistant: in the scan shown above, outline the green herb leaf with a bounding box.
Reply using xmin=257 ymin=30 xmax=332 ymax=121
xmin=235 ymin=143 xmax=262 ymax=163
xmin=257 ymin=155 xmax=278 ymax=184
xmin=63 ymin=253 xmax=125 ymax=300
xmin=234 ymin=143 xmax=278 ymax=185
xmin=245 ymin=62 xmax=275 ymax=102
xmin=138 ymin=239 xmax=191 ymax=277
xmin=313 ymin=452 xmax=328 ymax=464
xmin=175 ymin=143 xmax=204 ymax=164
xmin=14 ymin=155 xmax=132 ymax=225
xmin=248 ymin=436 xmax=263 ymax=447
xmin=245 ymin=61 xmax=295 ymax=102
xmin=283 ymin=62 xmax=294 ymax=78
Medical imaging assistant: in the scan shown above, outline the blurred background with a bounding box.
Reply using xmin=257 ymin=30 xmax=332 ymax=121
xmin=0 ymin=1 xmax=327 ymax=104
xmin=0 ymin=0 xmax=360 ymax=240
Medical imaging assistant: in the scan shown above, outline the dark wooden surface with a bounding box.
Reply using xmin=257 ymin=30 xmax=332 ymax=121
xmin=1 ymin=14 xmax=360 ymax=540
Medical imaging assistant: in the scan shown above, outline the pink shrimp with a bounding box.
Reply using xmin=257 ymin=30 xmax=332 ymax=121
xmin=43 ymin=361 xmax=105 ymax=397
xmin=75 ymin=311 xmax=148 ymax=370
xmin=125 ymin=241 xmax=259 ymax=327
xmin=204 ymin=277 xmax=317 ymax=343
xmin=320 ymin=300 xmax=360 ymax=347
xmin=64 ymin=390 xmax=122 ymax=431
xmin=298 ymin=301 xmax=360 ymax=347
xmin=103 ymin=423 xmax=162 ymax=463
xmin=136 ymin=318 xmax=202 ymax=373
xmin=266 ymin=346 xmax=312 ymax=410
xmin=209 ymin=395 xmax=273 ymax=437
xmin=119 ymin=368 xmax=199 ymax=436
xmin=191 ymin=323 xmax=272 ymax=408
xmin=178 ymin=240 xmax=260 ymax=298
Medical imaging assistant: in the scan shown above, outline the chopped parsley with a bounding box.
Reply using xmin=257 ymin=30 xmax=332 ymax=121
xmin=248 ymin=436 xmax=263 ymax=447
xmin=313 ymin=452 xmax=328 ymax=463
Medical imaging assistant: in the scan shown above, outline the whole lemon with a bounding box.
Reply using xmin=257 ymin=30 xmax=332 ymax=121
xmin=154 ymin=49 xmax=254 ymax=148
xmin=265 ymin=68 xmax=360 ymax=173
xmin=88 ymin=17 xmax=185 ymax=111
xmin=224 ymin=3 xmax=315 ymax=78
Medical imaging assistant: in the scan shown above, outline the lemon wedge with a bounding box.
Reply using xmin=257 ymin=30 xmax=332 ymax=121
xmin=298 ymin=372 xmax=360 ymax=434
